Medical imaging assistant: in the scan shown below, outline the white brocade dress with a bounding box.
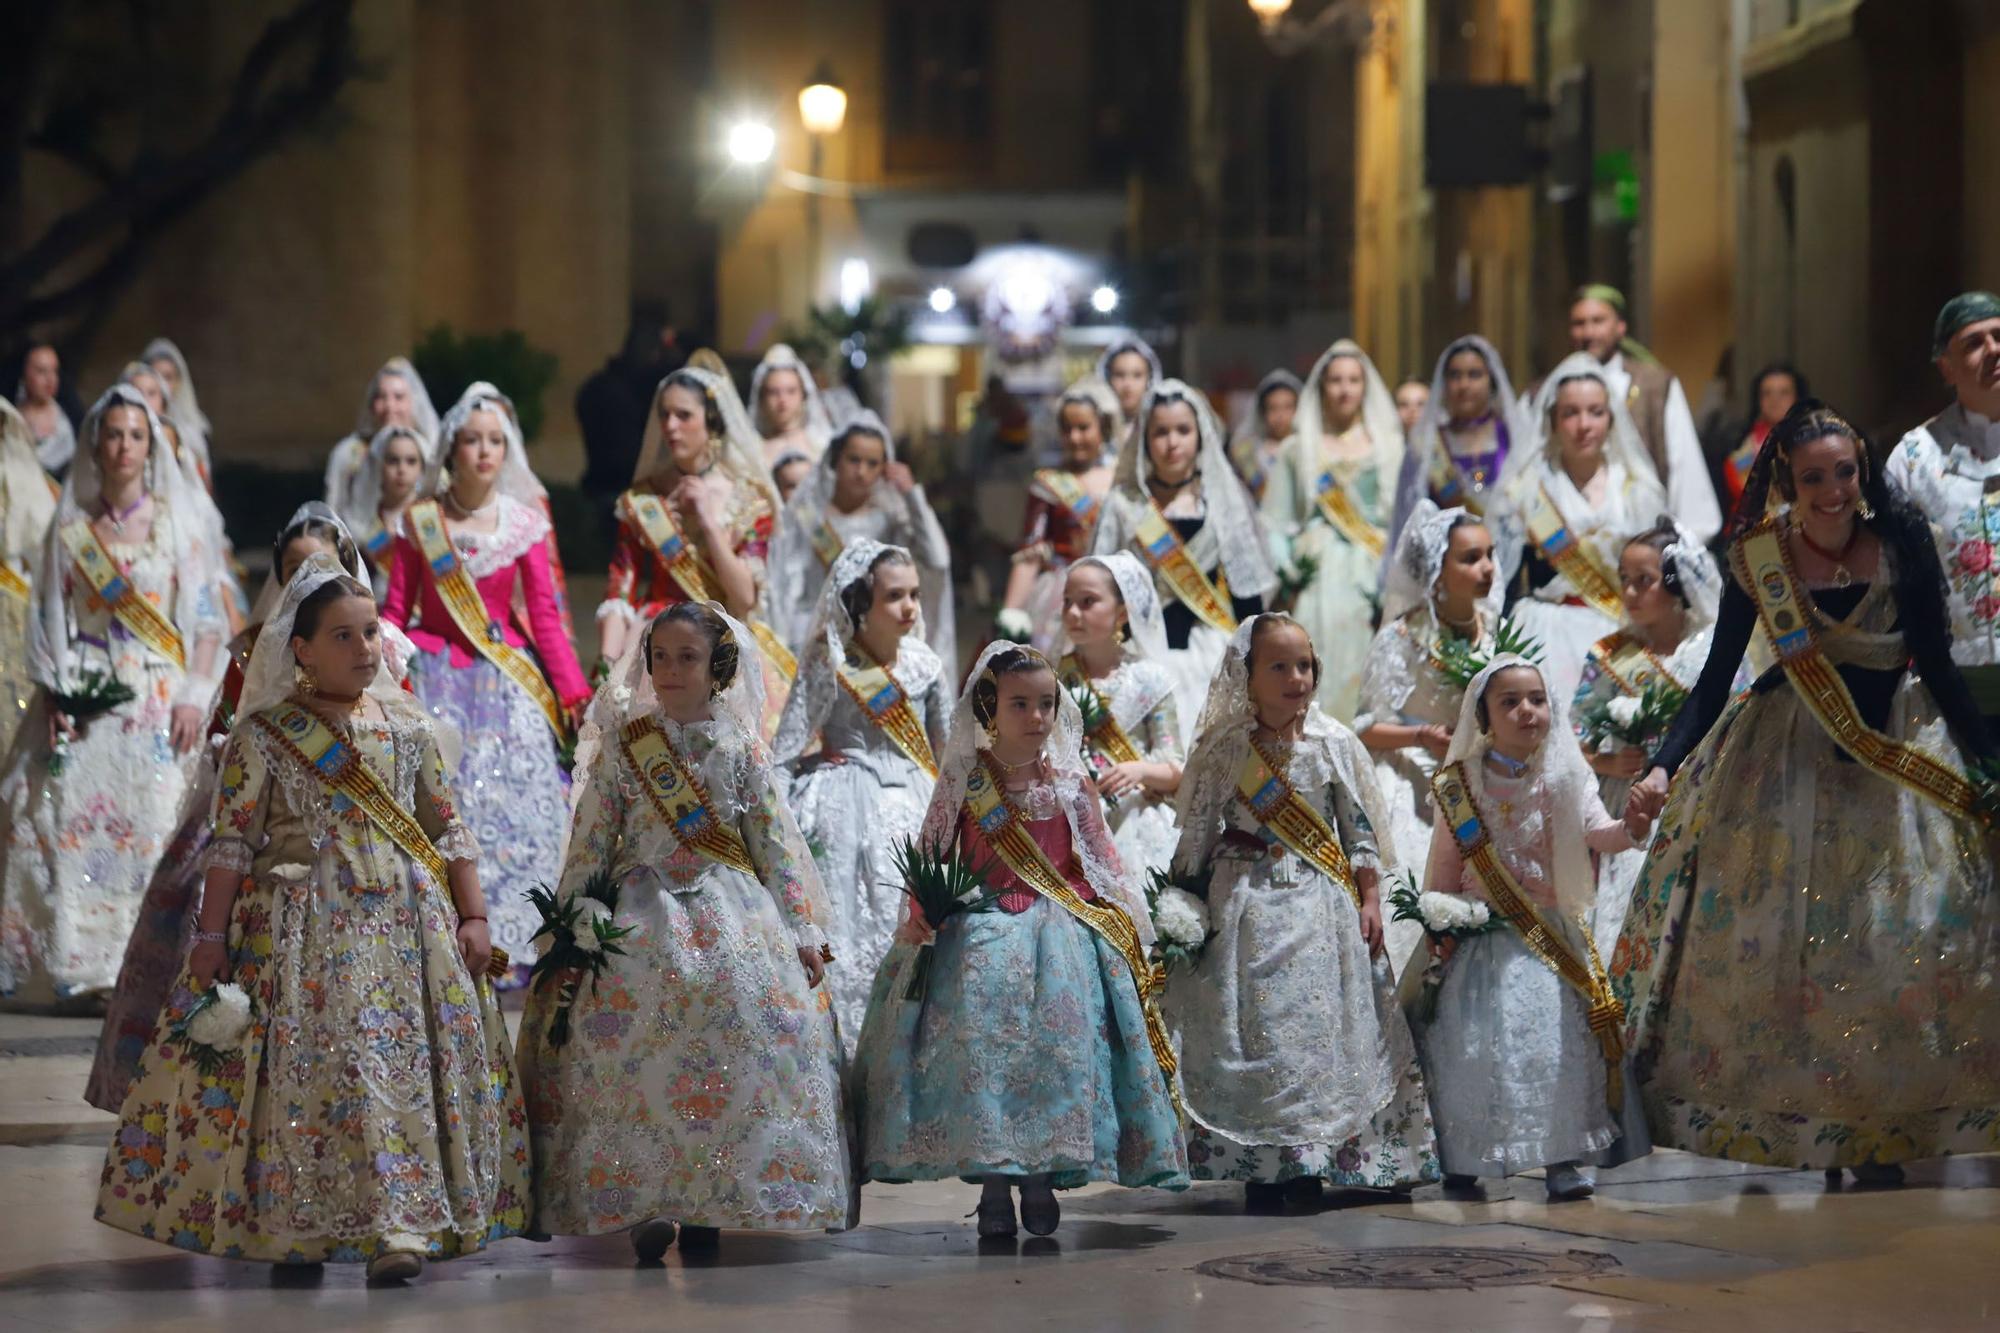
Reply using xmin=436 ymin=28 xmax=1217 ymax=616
xmin=1169 ymin=741 xmax=1440 ymax=1187
xmin=516 ymin=715 xmax=849 ymax=1234
xmin=1071 ymin=658 xmax=1183 ymax=881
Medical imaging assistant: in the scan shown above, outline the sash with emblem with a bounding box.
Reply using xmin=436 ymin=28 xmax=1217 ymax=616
xmin=1032 ymin=468 xmax=1101 ymax=532
xmin=618 ymin=715 xmax=757 ymax=875
xmin=1521 ymin=484 xmax=1625 ymax=621
xmin=0 ymin=558 xmax=28 ymax=607
xmin=1056 ymin=655 xmax=1144 ymax=766
xmin=251 ymin=702 xmax=451 ymax=885
xmin=1312 ymin=466 xmax=1387 ymax=558
xmin=837 ymin=646 xmax=938 ymax=777
xmin=962 ymin=754 xmax=1179 ymax=1101
xmin=1233 ymin=736 xmax=1361 ymax=907
xmin=1588 ymin=630 xmax=1683 ymax=697
xmin=407 ymin=499 xmax=570 ymax=743
xmin=360 ymin=521 xmax=395 ymax=577
xmin=1432 ymin=759 xmax=1627 ymax=1111
xmin=1133 ymin=501 xmax=1236 ymax=633
xmin=60 ymin=518 xmax=185 ymax=668
xmin=809 ymin=517 xmax=845 ymax=571
xmin=623 ymin=489 xmax=798 ymax=681
xmin=1736 ymin=517 xmax=1981 ymax=820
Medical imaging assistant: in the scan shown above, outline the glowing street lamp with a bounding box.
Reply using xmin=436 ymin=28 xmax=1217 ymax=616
xmin=726 ymin=119 xmax=775 ymax=166
xmin=1090 ymin=285 xmax=1120 ymax=315
xmin=798 ymin=62 xmax=848 ymax=137
xmin=1247 ymin=0 xmax=1293 ymax=29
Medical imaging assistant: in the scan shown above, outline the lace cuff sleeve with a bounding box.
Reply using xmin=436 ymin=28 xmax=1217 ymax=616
xmin=204 ymin=837 xmax=254 ymax=876
xmin=434 ymin=823 xmax=480 ymax=864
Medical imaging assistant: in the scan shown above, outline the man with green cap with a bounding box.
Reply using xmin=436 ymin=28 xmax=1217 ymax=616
xmin=1886 ymin=292 xmax=2000 ymax=706
xmin=1524 ymin=284 xmax=1723 ymax=542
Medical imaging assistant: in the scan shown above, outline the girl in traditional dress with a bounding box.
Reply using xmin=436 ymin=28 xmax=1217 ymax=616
xmin=118 ymin=360 xmax=243 ymax=631
xmin=1616 ymin=402 xmax=2000 ymax=1183
xmin=853 ymin=643 xmax=1188 ymax=1238
xmin=1493 ymin=353 xmax=1670 ymax=703
xmin=1228 ymin=369 xmax=1301 ymax=503
xmin=15 ymin=342 xmax=75 ymax=478
xmin=1096 ymin=336 xmax=1163 ymax=445
xmin=1417 ymin=656 xmax=1652 ymax=1201
xmin=0 ymin=386 xmax=226 ymax=1009
xmin=1168 ymin=613 xmax=1439 ymax=1205
xmin=323 ymin=357 xmax=441 ymax=508
xmin=751 ymin=343 xmax=833 ymax=470
xmin=1262 ymin=339 xmax=1406 ymax=720
xmin=1354 ymin=500 xmax=1499 ymax=969
xmin=1055 ymin=552 xmax=1183 ymax=880
xmin=338 ymin=423 xmax=435 ymax=597
xmin=768 ymin=412 xmax=955 ymax=671
xmin=141 ymin=337 xmax=213 ymax=472
xmin=518 ymin=602 xmax=849 ymax=1259
xmin=1091 ymin=380 xmax=1276 ymax=740
xmin=1718 ymin=364 xmax=1805 ymax=511
xmin=96 ymin=557 xmax=528 ymax=1281
xmin=0 ymin=399 xmax=56 ymax=763
xmin=996 ymin=378 xmax=1117 ymax=651
xmin=383 ymin=386 xmax=591 ymax=979
xmin=772 ymin=539 xmax=949 ymax=1046
xmin=1570 ymin=520 xmax=1724 ymax=951
xmin=1390 ymin=336 xmax=1522 ymax=548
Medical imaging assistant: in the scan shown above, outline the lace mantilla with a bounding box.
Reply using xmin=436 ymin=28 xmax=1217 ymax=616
xmin=448 ymin=495 xmax=551 ymax=579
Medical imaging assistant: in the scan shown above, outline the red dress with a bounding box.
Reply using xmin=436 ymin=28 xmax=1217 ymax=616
xmin=602 ymin=479 xmax=776 ymax=622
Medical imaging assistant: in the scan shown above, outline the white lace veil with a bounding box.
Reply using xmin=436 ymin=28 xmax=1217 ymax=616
xmin=1392 ymin=334 xmax=1521 ymax=546
xmin=247 ymin=501 xmax=374 ymax=630
xmin=119 ymin=360 xmax=215 ymax=498
xmin=630 ymin=366 xmax=780 ymax=515
xmin=749 ymin=343 xmax=833 ymax=448
xmin=1056 ymin=376 xmax=1120 ymax=464
xmin=140 ymin=337 xmax=212 ymax=452
xmin=1499 ymin=351 xmax=1665 ymax=504
xmin=33 ymin=384 xmax=226 ymax=701
xmin=235 ymin=552 xmax=409 ymax=721
xmin=1057 ymin=551 xmax=1169 ymax=664
xmin=1288 ymin=339 xmax=1405 ymax=504
xmin=430 ymin=381 xmax=547 ymax=504
xmin=336 ymin=423 xmax=436 ymax=540
xmin=1094 ymin=336 xmax=1163 ymax=387
xmin=1 ymin=397 xmax=55 ymax=569
xmin=917 ymin=639 xmax=1154 ymax=949
xmin=1379 ymin=498 xmax=1505 ymax=626
xmin=1108 ymin=378 xmax=1278 ymax=600
xmin=354 ymin=356 xmax=441 ymax=442
xmin=1657 ymin=516 xmax=1723 ymax=630
xmin=1442 ymin=653 xmax=1598 ymax=920
xmin=1173 ymin=613 xmax=1399 ymax=881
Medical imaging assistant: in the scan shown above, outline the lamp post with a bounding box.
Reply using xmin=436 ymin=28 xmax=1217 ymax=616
xmin=1245 ymin=0 xmax=1378 ymax=54
xmin=798 ymin=61 xmax=848 ymax=306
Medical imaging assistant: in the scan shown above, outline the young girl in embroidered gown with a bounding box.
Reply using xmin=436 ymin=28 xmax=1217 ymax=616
xmin=1390 ymin=336 xmax=1522 ymax=548
xmin=1354 ymin=500 xmax=1499 ymax=970
xmin=996 ymin=378 xmax=1117 ymax=652
xmin=95 ymin=557 xmax=528 ymax=1282
xmin=339 ymin=423 xmax=435 ymax=597
xmin=1097 ymin=337 xmax=1163 ymax=444
xmin=1261 ymin=339 xmax=1405 ymax=720
xmin=751 ymin=343 xmax=834 ymax=469
xmin=517 ymin=602 xmax=849 ymax=1260
xmin=1168 ymin=614 xmax=1439 ymax=1206
xmin=383 ymin=386 xmax=592 ymax=977
xmin=323 ymin=356 xmax=441 ymax=508
xmin=1417 ymin=656 xmax=1652 ymax=1201
xmin=1055 ymin=553 xmax=1183 ymax=880
xmin=1228 ymin=370 xmax=1301 ymax=504
xmin=772 ymin=539 xmax=950 ymax=1046
xmin=0 ymin=398 xmax=56 ymax=765
xmin=1091 ymin=380 xmax=1277 ymax=740
xmin=853 ymin=644 xmax=1188 ymax=1239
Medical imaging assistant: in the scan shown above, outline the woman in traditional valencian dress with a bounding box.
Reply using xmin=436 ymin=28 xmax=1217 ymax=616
xmin=853 ymin=643 xmax=1188 ymax=1239
xmin=1390 ymin=336 xmax=1523 ymax=549
xmin=1262 ymin=340 xmax=1405 ymax=720
xmin=382 ymin=385 xmax=591 ymax=978
xmin=768 ymin=412 xmax=955 ymax=671
xmin=15 ymin=342 xmax=75 ymax=479
xmin=1168 ymin=613 xmax=1439 ymax=1205
xmin=338 ymin=423 xmax=435 ymax=597
xmin=0 ymin=399 xmax=57 ymax=763
xmin=1416 ymin=656 xmax=1651 ymax=1201
xmin=772 ymin=539 xmax=949 ymax=1046
xmin=323 ymin=356 xmax=441 ymax=509
xmin=518 ymin=602 xmax=849 ymax=1260
xmin=1229 ymin=369 xmax=1301 ymax=504
xmin=96 ymin=558 xmax=528 ymax=1281
xmin=1092 ymin=380 xmax=1276 ymax=741
xmin=1570 ymin=520 xmax=1725 ymax=951
xmin=1353 ymin=499 xmax=1499 ymax=969
xmin=1616 ymin=402 xmax=2000 ymax=1183
xmin=0 ymin=386 xmax=226 ymax=1008
xmin=1493 ymin=353 xmax=1670 ymax=704
xmin=141 ymin=338 xmax=214 ymax=474
xmin=995 ymin=378 xmax=1117 ymax=651
xmin=1097 ymin=336 xmax=1163 ymax=445
xmin=751 ymin=343 xmax=833 ymax=471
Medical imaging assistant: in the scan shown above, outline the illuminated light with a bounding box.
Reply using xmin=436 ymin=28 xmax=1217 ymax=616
xmin=1248 ymin=0 xmax=1294 ymax=27
xmin=839 ymin=258 xmax=872 ymax=313
xmin=799 ymin=69 xmax=848 ymax=137
xmin=928 ymin=287 xmax=957 ymax=314
xmin=1090 ymin=285 xmax=1120 ymax=314
xmin=726 ymin=120 xmax=776 ymax=166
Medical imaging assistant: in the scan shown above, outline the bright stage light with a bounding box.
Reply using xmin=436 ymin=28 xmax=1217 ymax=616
xmin=726 ymin=120 xmax=776 ymax=165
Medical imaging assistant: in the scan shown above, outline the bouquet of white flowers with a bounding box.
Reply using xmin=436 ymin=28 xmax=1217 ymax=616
xmin=526 ymin=869 xmax=637 ymax=1046
xmin=1385 ymin=871 xmax=1504 ymax=1023
xmin=1577 ymin=681 xmax=1686 ymax=755
xmin=171 ymin=982 xmax=253 ymax=1076
xmin=1145 ymin=868 xmax=1214 ymax=975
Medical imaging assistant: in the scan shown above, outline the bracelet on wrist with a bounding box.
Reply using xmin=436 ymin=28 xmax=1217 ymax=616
xmin=189 ymin=929 xmax=227 ymax=945
xmin=458 ymin=914 xmax=487 ymax=924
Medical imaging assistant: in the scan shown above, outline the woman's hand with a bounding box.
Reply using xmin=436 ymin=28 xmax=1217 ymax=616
xmin=671 ymin=475 xmax=720 ymax=536
xmin=884 ymin=461 xmax=916 ymax=494
xmin=1622 ymin=802 xmax=1656 ymax=844
xmin=797 ymin=945 xmax=827 ymax=988
xmin=187 ymin=938 xmax=230 ymax=989
xmin=1427 ymin=933 xmax=1458 ymax=964
xmin=1357 ymin=898 xmax=1385 ymax=958
xmin=169 ymin=704 xmax=205 ymax=755
xmin=1627 ymin=766 xmax=1671 ymax=822
xmin=1098 ymin=761 xmax=1147 ymax=800
xmin=46 ymin=709 xmax=75 ymax=751
xmin=456 ymin=918 xmax=492 ymax=979
xmin=1418 ymin=723 xmax=1453 ymax=758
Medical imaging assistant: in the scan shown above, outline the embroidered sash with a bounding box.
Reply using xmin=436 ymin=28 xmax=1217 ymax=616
xmin=963 ymin=755 xmax=1179 ymax=1100
xmin=1589 ymin=630 xmax=1680 ymax=696
xmin=1313 ymin=468 xmax=1386 ymax=558
xmin=406 ymin=500 xmax=569 ymax=743
xmin=1134 ymin=501 xmax=1236 ymax=633
xmin=1057 ymin=655 xmax=1144 ymax=766
xmin=0 ymin=559 xmax=28 ymax=606
xmin=837 ymin=648 xmax=938 ymax=777
xmin=810 ymin=517 xmax=845 ymax=571
xmin=618 ymin=715 xmax=757 ymax=875
xmin=1521 ymin=484 xmax=1625 ymax=621
xmin=1737 ymin=519 xmax=1981 ymax=820
xmin=1033 ymin=468 xmax=1100 ymax=529
xmin=361 ymin=521 xmax=394 ymax=574
xmin=1233 ymin=737 xmax=1360 ymax=906
xmin=624 ymin=489 xmax=721 ymax=603
xmin=1432 ymin=760 xmax=1626 ymax=1111
xmin=746 ymin=619 xmax=799 ymax=682
xmin=251 ymin=703 xmax=449 ymax=884
xmin=60 ymin=519 xmax=185 ymax=668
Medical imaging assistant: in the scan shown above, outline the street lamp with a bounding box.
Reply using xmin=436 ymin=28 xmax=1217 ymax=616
xmin=928 ymin=287 xmax=957 ymax=314
xmin=1247 ymin=0 xmax=1293 ymax=29
xmin=799 ymin=61 xmax=847 ymax=306
xmin=726 ymin=119 xmax=775 ymax=166
xmin=1245 ymin=0 xmax=1377 ymax=53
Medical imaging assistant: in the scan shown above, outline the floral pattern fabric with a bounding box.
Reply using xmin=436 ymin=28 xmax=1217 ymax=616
xmin=1886 ymin=407 xmax=2000 ymax=666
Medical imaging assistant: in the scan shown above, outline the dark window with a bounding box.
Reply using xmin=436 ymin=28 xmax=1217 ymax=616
xmin=884 ymin=0 xmax=993 ymax=172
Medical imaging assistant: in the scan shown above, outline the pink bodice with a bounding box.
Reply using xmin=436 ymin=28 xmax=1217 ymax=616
xmin=957 ymin=800 xmax=1097 ymax=915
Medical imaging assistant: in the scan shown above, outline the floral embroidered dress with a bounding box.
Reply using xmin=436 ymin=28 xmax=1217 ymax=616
xmin=1066 ymin=656 xmax=1183 ymax=881
xmin=383 ymin=494 xmax=591 ymax=970
xmin=516 ymin=713 xmax=849 ymax=1234
xmin=95 ymin=696 xmax=529 ymax=1263
xmin=1887 ymin=403 xmax=2000 ymax=670
xmin=0 ymin=402 xmax=54 ymax=764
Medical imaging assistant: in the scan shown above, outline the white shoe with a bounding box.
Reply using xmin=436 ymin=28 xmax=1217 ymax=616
xmin=1544 ymin=1162 xmax=1594 ymax=1201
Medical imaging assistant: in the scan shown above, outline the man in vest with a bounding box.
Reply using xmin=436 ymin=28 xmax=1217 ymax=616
xmin=1527 ymin=285 xmax=1723 ymax=543
xmin=1886 ymin=291 xmax=2000 ymax=715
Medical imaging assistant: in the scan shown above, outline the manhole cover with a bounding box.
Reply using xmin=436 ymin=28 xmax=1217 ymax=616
xmin=1196 ymin=1245 xmax=1620 ymax=1289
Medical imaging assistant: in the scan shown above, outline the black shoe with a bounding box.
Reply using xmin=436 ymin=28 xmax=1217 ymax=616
xmin=1281 ymin=1176 xmax=1323 ymax=1205
xmin=1442 ymin=1172 xmax=1482 ymax=1194
xmin=1850 ymin=1163 xmax=1905 ymax=1188
xmin=976 ymin=1197 xmax=1019 ymax=1239
xmin=1019 ymin=1188 xmax=1060 ymax=1237
xmin=677 ymin=1224 xmax=721 ymax=1250
xmin=1244 ymin=1182 xmax=1286 ymax=1213
xmin=631 ymin=1218 xmax=677 ymax=1263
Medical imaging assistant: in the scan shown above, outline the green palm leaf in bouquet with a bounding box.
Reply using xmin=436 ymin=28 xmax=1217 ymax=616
xmin=47 ymin=669 xmax=138 ymax=775
xmin=1434 ymin=617 xmax=1545 ymax=691
xmin=525 ymin=868 xmax=637 ymax=1046
xmin=1275 ymin=551 xmax=1321 ymax=609
xmin=891 ymin=834 xmax=1003 ymax=1000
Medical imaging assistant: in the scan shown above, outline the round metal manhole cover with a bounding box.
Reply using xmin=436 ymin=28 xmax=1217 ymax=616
xmin=1196 ymin=1245 xmax=1620 ymax=1289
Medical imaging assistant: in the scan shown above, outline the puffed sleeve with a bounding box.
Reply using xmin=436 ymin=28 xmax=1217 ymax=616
xmin=413 ymin=719 xmax=480 ymax=866
xmin=921 ymin=668 xmax=952 ymax=752
xmin=204 ymin=728 xmax=272 ymax=876
xmin=738 ymin=751 xmax=829 ymax=951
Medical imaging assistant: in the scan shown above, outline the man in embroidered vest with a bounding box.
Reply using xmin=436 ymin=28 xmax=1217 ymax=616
xmin=1526 ymin=285 xmax=1722 ymax=544
xmin=1886 ymin=292 xmax=2000 ymax=718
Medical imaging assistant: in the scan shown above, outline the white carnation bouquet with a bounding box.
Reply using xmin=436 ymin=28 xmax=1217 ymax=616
xmin=1145 ymin=868 xmax=1214 ymax=975
xmin=1577 ymin=680 xmax=1686 ymax=755
xmin=170 ymin=982 xmax=254 ymax=1076
xmin=1385 ymin=870 xmax=1505 ymax=1022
